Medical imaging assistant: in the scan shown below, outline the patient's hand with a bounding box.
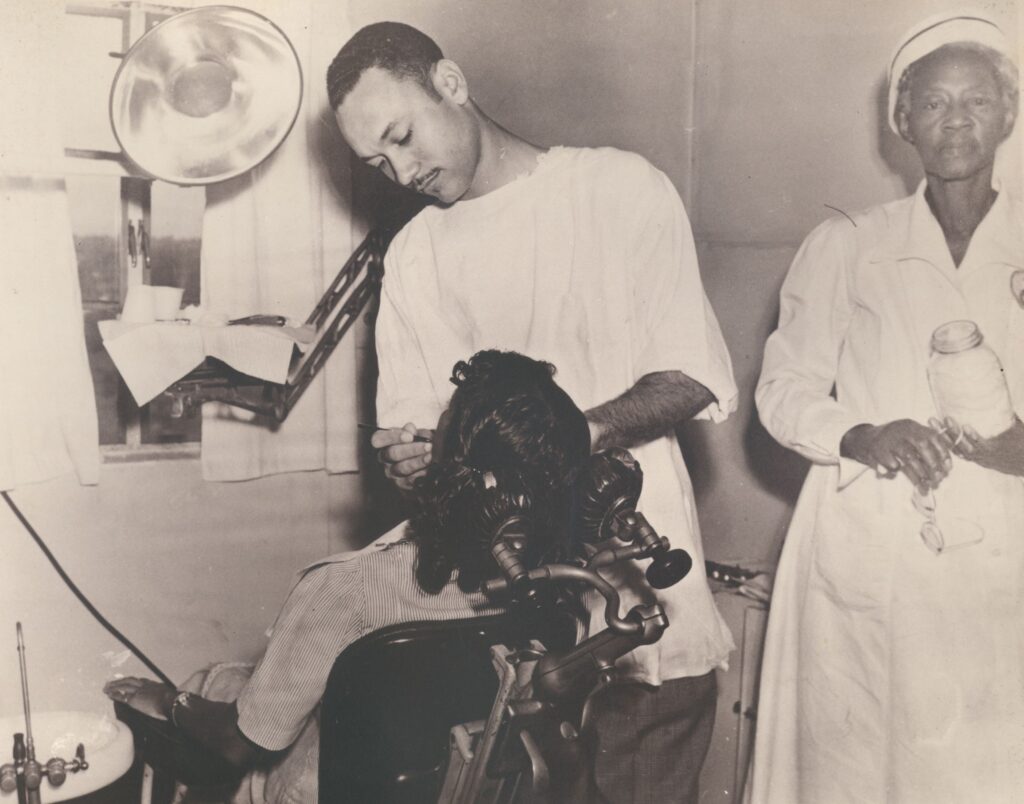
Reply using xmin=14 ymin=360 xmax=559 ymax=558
xmin=104 ymin=677 xmax=175 ymax=721
xmin=372 ymin=422 xmax=433 ymax=492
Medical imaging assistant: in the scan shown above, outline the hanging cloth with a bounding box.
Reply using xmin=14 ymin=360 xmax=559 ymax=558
xmin=0 ymin=0 xmax=100 ymax=491
xmin=191 ymin=0 xmax=360 ymax=481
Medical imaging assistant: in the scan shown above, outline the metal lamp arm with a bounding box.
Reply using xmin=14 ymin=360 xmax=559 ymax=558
xmin=162 ymin=227 xmax=391 ymax=421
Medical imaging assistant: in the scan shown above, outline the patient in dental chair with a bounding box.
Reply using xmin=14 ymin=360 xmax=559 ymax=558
xmin=103 ymin=349 xmax=591 ymax=804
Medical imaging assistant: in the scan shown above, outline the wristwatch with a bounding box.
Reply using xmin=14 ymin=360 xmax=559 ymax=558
xmin=169 ymin=690 xmax=195 ymax=728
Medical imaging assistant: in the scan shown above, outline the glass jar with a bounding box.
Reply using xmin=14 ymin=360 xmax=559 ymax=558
xmin=927 ymin=320 xmax=1014 ymax=438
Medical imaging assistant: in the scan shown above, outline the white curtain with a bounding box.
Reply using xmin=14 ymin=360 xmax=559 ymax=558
xmin=995 ymin=1 xmax=1022 ymax=195
xmin=193 ymin=0 xmax=360 ymax=481
xmin=0 ymin=0 xmax=100 ymax=491
xmin=1018 ymin=4 xmax=1024 ymax=193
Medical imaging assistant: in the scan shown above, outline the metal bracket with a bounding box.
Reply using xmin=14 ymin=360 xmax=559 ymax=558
xmin=161 ymin=227 xmax=392 ymax=422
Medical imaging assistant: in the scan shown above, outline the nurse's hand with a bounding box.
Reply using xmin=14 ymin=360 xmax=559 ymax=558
xmin=103 ymin=677 xmax=175 ymax=720
xmin=371 ymin=422 xmax=434 ymax=492
xmin=941 ymin=415 xmax=1024 ymax=477
xmin=840 ymin=419 xmax=953 ymax=493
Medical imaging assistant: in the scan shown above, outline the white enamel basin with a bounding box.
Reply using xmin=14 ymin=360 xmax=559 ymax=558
xmin=0 ymin=710 xmax=133 ymax=802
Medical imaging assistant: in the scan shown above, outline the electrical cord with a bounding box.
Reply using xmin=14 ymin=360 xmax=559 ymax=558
xmin=2 ymin=490 xmax=175 ymax=687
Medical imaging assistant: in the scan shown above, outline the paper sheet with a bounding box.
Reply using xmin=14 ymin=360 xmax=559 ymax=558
xmin=98 ymin=320 xmax=311 ymax=406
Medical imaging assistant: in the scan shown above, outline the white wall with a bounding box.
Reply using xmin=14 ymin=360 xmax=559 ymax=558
xmin=690 ymin=0 xmax=1020 ymax=562
xmin=0 ymin=464 xmax=367 ymax=716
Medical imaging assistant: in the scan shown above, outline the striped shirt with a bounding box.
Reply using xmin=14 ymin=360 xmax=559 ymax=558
xmin=236 ymin=523 xmax=503 ymax=751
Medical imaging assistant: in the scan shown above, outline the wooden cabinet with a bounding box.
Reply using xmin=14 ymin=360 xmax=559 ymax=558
xmin=700 ymin=588 xmax=770 ymax=803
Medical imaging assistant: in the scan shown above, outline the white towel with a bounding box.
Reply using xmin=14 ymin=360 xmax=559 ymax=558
xmin=97 ymin=320 xmax=309 ymax=406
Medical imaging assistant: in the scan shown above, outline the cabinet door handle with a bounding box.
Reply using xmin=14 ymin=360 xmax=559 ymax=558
xmin=138 ymin=220 xmax=150 ymax=269
xmin=127 ymin=220 xmax=137 ymax=268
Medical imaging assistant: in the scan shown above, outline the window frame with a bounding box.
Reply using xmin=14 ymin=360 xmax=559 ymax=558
xmin=66 ymin=0 xmax=201 ymax=460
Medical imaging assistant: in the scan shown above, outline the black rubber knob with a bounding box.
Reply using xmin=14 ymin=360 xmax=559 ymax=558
xmin=645 ymin=548 xmax=692 ymax=589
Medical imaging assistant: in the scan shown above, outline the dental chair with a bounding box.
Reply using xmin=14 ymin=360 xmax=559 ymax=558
xmin=318 ymin=611 xmax=577 ymax=803
xmin=318 ymin=447 xmax=694 ymax=804
xmin=114 ymin=449 xmax=693 ymax=804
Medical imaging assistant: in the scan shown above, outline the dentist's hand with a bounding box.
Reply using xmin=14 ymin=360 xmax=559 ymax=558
xmin=371 ymin=422 xmax=433 ymax=492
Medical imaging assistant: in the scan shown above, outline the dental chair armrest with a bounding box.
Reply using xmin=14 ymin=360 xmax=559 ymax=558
xmin=114 ymin=701 xmax=249 ymax=788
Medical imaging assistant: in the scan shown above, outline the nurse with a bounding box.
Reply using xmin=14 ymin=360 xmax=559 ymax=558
xmin=749 ymin=10 xmax=1024 ymax=803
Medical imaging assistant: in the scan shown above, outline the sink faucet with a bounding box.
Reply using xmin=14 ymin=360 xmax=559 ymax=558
xmin=0 ymin=624 xmax=89 ymax=804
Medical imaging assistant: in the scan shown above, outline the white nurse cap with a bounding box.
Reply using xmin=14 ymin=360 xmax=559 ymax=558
xmin=887 ymin=8 xmax=1015 ymax=134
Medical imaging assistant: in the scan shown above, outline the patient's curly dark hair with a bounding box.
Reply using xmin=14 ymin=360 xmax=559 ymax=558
xmin=410 ymin=350 xmax=591 ymax=594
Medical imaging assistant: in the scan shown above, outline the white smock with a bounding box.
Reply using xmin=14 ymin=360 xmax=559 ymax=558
xmin=375 ymin=146 xmax=739 ymax=682
xmin=750 ymin=183 xmax=1024 ymax=803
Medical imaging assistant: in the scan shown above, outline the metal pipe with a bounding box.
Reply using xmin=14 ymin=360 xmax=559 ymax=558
xmin=15 ymin=624 xmax=41 ymax=804
xmin=15 ymin=625 xmax=34 ymax=764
